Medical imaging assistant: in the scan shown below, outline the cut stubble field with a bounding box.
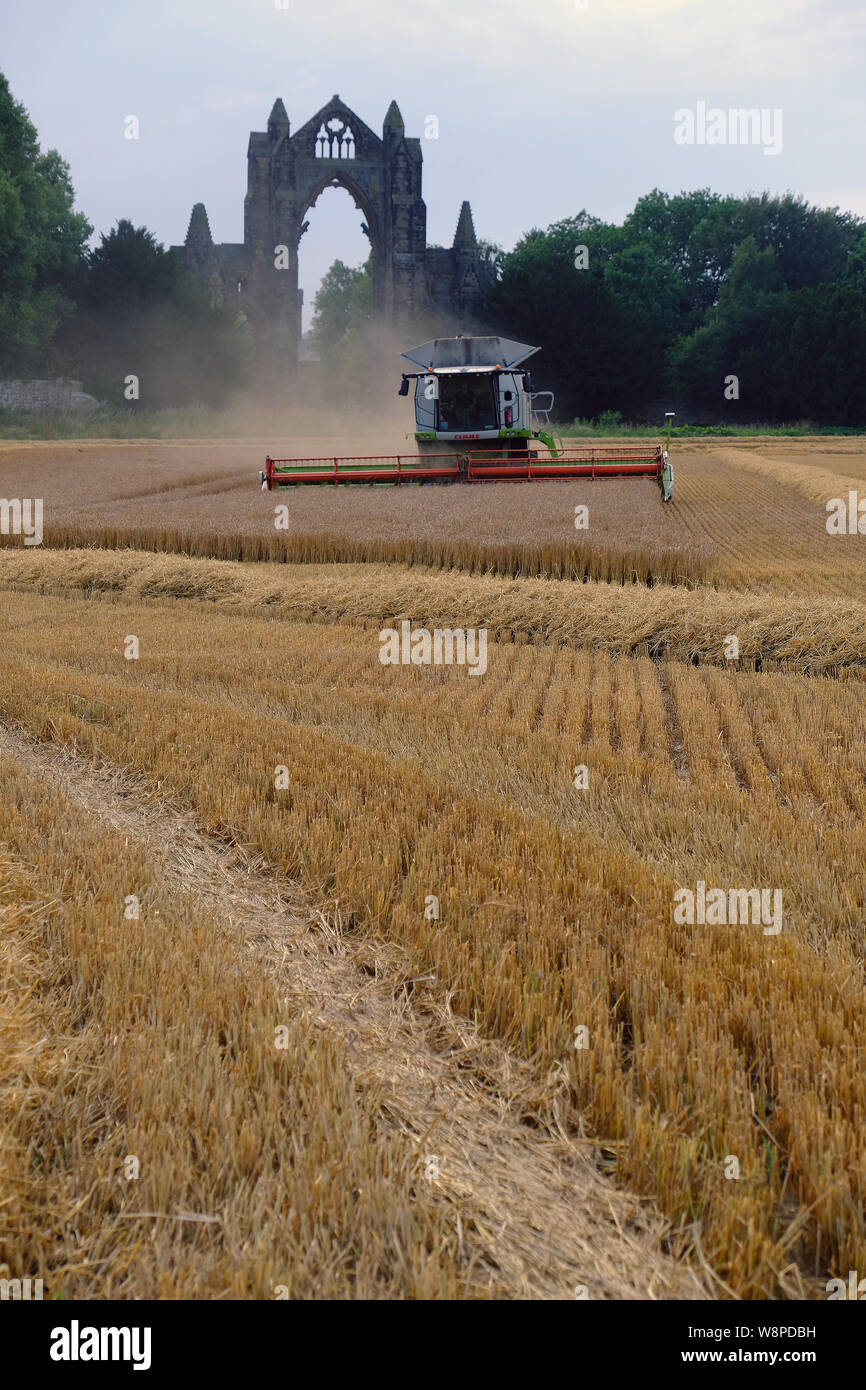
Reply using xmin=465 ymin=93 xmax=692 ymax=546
xmin=1 ymin=434 xmax=865 ymax=1301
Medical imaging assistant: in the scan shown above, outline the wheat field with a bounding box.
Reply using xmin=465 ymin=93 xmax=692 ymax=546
xmin=2 ymin=435 xmax=866 ymax=595
xmin=1 ymin=436 xmax=865 ymax=1300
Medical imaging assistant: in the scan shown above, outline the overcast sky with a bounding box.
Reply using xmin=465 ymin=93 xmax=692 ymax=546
xmin=3 ymin=0 xmax=864 ymax=328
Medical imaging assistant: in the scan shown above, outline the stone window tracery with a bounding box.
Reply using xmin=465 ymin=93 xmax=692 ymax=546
xmin=315 ymin=117 xmax=355 ymax=159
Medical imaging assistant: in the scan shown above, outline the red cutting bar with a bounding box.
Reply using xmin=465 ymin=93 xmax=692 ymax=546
xmin=467 ymin=447 xmax=662 ymax=482
xmin=263 ymin=447 xmax=663 ymax=488
xmin=264 ymin=453 xmax=462 ymax=488
xmin=468 ymin=461 xmax=660 ymax=480
xmin=277 ymin=468 xmax=460 ymax=485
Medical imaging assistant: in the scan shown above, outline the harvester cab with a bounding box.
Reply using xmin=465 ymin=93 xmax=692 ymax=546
xmin=398 ymin=335 xmax=552 ymax=456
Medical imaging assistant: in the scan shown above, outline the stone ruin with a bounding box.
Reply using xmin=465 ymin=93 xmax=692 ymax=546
xmin=171 ymin=95 xmax=493 ymax=378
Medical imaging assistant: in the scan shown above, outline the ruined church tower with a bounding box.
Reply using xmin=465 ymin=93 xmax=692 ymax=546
xmin=171 ymin=96 xmax=491 ymax=379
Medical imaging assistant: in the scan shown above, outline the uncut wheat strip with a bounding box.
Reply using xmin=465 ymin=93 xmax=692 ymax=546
xmin=0 ymin=521 xmax=716 ymax=589
xmin=4 ymin=547 xmax=866 ymax=670
xmin=0 ymin=722 xmax=708 ymax=1302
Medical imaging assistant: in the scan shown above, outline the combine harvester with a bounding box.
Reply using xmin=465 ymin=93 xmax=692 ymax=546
xmin=260 ymin=336 xmax=674 ymax=501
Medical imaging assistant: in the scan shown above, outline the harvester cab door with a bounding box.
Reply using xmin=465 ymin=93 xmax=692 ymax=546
xmin=498 ymin=372 xmax=524 ymax=431
xmin=414 ymin=375 xmax=438 ymax=434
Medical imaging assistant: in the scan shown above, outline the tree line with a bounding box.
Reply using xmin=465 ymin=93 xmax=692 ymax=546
xmin=2 ymin=66 xmax=864 ymax=422
xmin=0 ymin=72 xmax=248 ymax=407
xmin=482 ymin=191 xmax=866 ymax=424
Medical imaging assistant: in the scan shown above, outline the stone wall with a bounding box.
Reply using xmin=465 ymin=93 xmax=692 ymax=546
xmin=0 ymin=379 xmax=101 ymax=412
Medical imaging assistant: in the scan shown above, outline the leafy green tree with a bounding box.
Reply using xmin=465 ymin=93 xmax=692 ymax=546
xmin=669 ymin=238 xmax=787 ymax=415
xmin=306 ymin=255 xmax=376 ymax=403
xmin=625 ymin=189 xmax=860 ymax=328
xmin=61 ymin=220 xmax=252 ymax=407
xmin=484 ymin=189 xmax=864 ymax=422
xmin=734 ymin=192 xmax=860 ymax=291
xmin=483 ymin=213 xmax=629 ymax=417
xmin=0 ymin=72 xmax=92 ymax=371
xmin=601 ymin=242 xmax=682 ymax=408
xmin=625 ymin=188 xmax=737 ymax=322
xmin=771 ymin=233 xmax=866 ymax=424
xmin=308 ymin=256 xmax=372 ymax=359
